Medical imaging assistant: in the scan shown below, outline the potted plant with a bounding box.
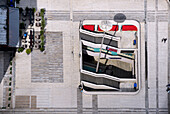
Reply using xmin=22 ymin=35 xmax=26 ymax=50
xmin=26 ymin=48 xmax=31 ymax=55
xmin=32 ymin=8 xmax=36 ymax=13
xmin=18 ymin=47 xmax=24 ymax=53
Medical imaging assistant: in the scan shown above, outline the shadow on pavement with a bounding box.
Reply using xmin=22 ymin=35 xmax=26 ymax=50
xmin=0 ymin=0 xmax=38 ymax=83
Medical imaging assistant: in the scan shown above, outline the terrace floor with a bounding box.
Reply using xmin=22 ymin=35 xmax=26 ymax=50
xmin=31 ymin=32 xmax=63 ymax=83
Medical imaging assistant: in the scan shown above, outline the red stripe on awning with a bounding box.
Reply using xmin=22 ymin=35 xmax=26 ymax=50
xmin=110 ymin=25 xmax=118 ymax=31
xmin=122 ymin=25 xmax=137 ymax=31
xmin=98 ymin=25 xmax=118 ymax=31
xmin=108 ymin=48 xmax=117 ymax=52
xmin=98 ymin=25 xmax=103 ymax=32
xmin=83 ymin=25 xmax=95 ymax=31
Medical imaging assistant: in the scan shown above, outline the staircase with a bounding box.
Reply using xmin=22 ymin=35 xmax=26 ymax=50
xmin=0 ymin=51 xmax=4 ymax=83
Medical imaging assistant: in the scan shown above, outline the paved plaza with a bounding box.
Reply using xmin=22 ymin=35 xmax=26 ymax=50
xmin=0 ymin=0 xmax=169 ymax=114
xmin=31 ymin=32 xmax=63 ymax=83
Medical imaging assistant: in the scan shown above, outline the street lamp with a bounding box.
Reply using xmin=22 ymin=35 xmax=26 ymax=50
xmin=96 ymin=20 xmax=112 ymax=73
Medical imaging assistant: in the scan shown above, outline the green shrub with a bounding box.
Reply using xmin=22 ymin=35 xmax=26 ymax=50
xmin=10 ymin=67 xmax=12 ymax=71
xmin=9 ymin=93 xmax=11 ymax=96
xmin=8 ymin=104 xmax=10 ymax=107
xmin=40 ymin=47 xmax=45 ymax=52
xmin=10 ymin=61 xmax=12 ymax=65
xmin=40 ymin=11 xmax=44 ymax=17
xmin=9 ymin=77 xmax=12 ymax=81
xmin=8 ymin=88 xmax=11 ymax=91
xmin=40 ymin=8 xmax=45 ymax=17
xmin=41 ymin=42 xmax=45 ymax=47
xmin=40 ymin=35 xmax=45 ymax=45
xmin=41 ymin=18 xmax=45 ymax=29
xmin=41 ymin=9 xmax=45 ymax=13
xmin=40 ymin=35 xmax=44 ymax=41
xmin=18 ymin=47 xmax=24 ymax=53
xmin=8 ymin=97 xmax=11 ymax=101
xmin=32 ymin=8 xmax=36 ymax=13
xmin=26 ymin=49 xmax=31 ymax=55
xmin=40 ymin=35 xmax=45 ymax=52
xmin=9 ymin=82 xmax=11 ymax=86
xmin=40 ymin=30 xmax=44 ymax=35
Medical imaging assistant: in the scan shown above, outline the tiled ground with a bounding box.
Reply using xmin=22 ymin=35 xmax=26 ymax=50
xmin=31 ymin=32 xmax=63 ymax=83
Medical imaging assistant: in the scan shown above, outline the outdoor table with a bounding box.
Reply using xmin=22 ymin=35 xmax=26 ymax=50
xmin=22 ymin=18 xmax=26 ymax=21
xmin=36 ymin=18 xmax=41 ymax=21
xmin=36 ymin=12 xmax=40 ymax=17
xmin=36 ymin=23 xmax=41 ymax=27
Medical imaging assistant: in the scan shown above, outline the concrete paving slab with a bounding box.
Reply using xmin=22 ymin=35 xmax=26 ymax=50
xmin=147 ymin=0 xmax=156 ymax=10
xmin=98 ymin=112 xmax=146 ymax=114
xmin=83 ymin=94 xmax=92 ymax=108
xmin=158 ymin=22 xmax=168 ymax=108
xmin=158 ymin=0 xmax=168 ymax=10
xmin=15 ymin=51 xmax=31 ymax=88
xmin=49 ymin=87 xmax=77 ymax=108
xmin=31 ymin=32 xmax=63 ymax=83
xmin=148 ymin=22 xmax=157 ymax=108
xmin=72 ymin=0 xmax=144 ymax=11
xmin=37 ymin=0 xmax=70 ymax=11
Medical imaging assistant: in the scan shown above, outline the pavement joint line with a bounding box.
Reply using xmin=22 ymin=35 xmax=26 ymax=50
xmin=92 ymin=95 xmax=98 ymax=114
xmin=69 ymin=0 xmax=73 ymax=21
xmin=155 ymin=0 xmax=159 ymax=114
xmin=45 ymin=9 xmax=168 ymax=14
xmin=144 ymin=0 xmax=149 ymax=114
xmin=0 ymin=108 xmax=168 ymax=112
xmin=168 ymin=0 xmax=170 ymax=112
xmin=77 ymin=89 xmax=83 ymax=114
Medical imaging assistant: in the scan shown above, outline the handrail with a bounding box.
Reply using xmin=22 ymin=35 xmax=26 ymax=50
xmin=81 ymin=81 xmax=119 ymax=90
xmin=80 ymin=28 xmax=120 ymax=41
xmin=81 ymin=70 xmax=136 ymax=82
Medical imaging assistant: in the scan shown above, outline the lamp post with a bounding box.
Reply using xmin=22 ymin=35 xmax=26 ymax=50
xmin=96 ymin=20 xmax=112 ymax=73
